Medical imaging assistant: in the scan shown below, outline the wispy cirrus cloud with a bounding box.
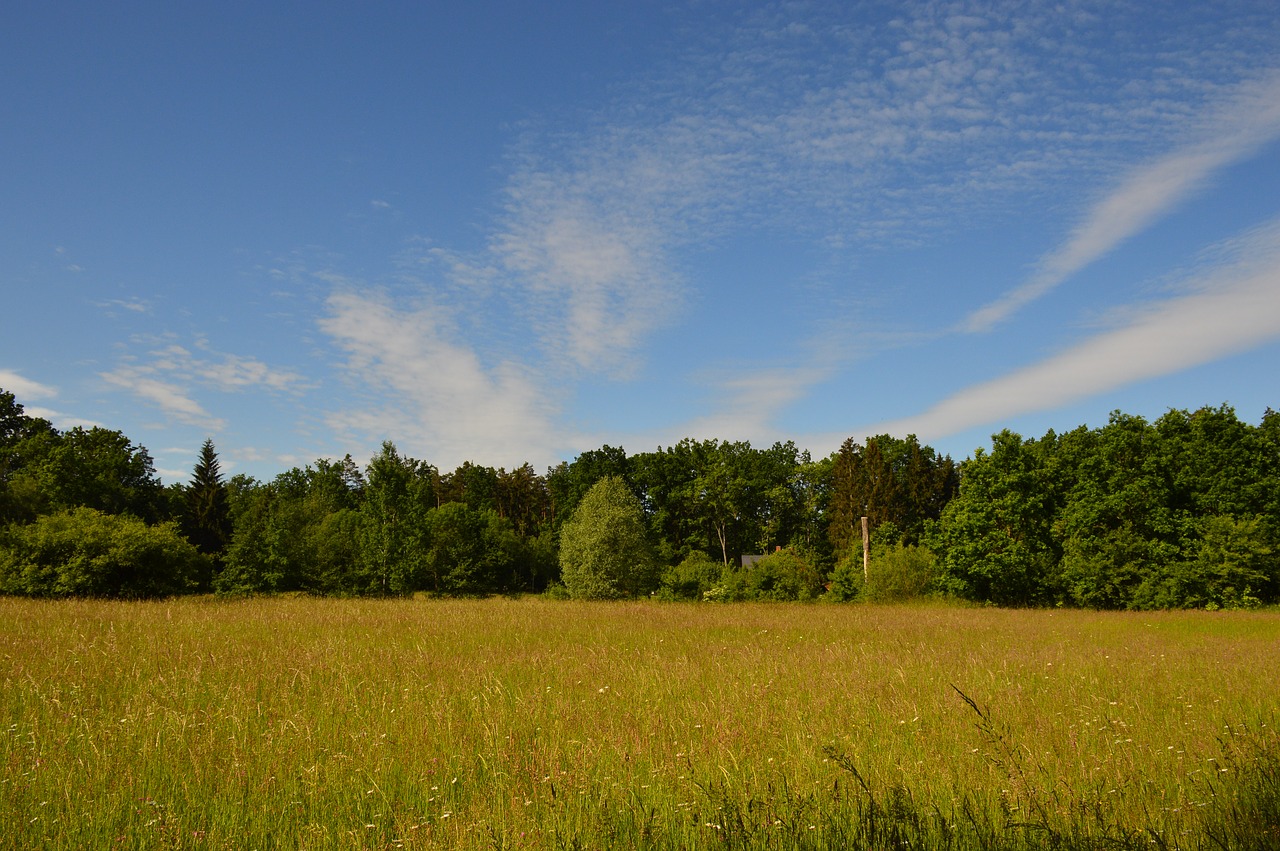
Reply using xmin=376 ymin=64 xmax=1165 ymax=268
xmin=101 ymin=369 xmax=225 ymax=429
xmin=0 ymin=368 xmax=58 ymax=402
xmin=486 ymin=1 xmax=1274 ymax=379
xmin=963 ymin=68 xmax=1280 ymax=332
xmin=319 ymin=289 xmax=562 ymax=470
xmin=315 ymin=1 xmax=1280 ymax=461
xmin=675 ymin=363 xmax=834 ymax=445
xmin=863 ymin=217 xmax=1280 ymax=442
xmin=101 ymin=337 xmax=309 ymax=430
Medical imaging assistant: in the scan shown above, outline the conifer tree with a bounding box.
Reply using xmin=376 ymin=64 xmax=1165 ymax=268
xmin=184 ymin=439 xmax=231 ymax=583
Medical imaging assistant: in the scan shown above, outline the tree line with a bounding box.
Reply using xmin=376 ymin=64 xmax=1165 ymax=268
xmin=1 ymin=386 xmax=1276 ymax=608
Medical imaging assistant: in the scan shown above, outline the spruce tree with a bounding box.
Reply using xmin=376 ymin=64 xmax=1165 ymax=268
xmin=184 ymin=439 xmax=231 ymax=582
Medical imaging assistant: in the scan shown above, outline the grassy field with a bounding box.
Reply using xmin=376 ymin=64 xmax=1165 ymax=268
xmin=2 ymin=597 xmax=1277 ymax=849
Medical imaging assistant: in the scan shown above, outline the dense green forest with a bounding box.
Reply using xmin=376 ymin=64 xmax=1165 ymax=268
xmin=2 ymin=386 xmax=1277 ymax=609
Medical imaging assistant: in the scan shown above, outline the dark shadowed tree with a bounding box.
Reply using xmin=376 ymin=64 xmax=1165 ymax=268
xmin=183 ymin=440 xmax=231 ymax=586
xmin=545 ymin=445 xmax=631 ymax=531
xmin=0 ymin=389 xmax=57 ymax=524
xmin=19 ymin=426 xmax=164 ymax=522
xmin=829 ymin=434 xmax=957 ymax=557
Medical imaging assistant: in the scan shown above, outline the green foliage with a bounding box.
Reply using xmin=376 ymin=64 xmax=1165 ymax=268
xmin=541 ymin=580 xmax=572 ymax=599
xmin=828 ymin=433 xmax=958 ymax=555
xmin=358 ymin=441 xmax=435 ymax=595
xmin=4 ymin=425 xmax=164 ymax=523
xmin=629 ymin=438 xmax=814 ymax=568
xmin=658 ymin=550 xmax=724 ymax=600
xmin=217 ymin=467 xmax=363 ymax=595
xmin=181 ymin=439 xmax=231 ymax=588
xmin=1130 ymin=514 xmax=1273 ymax=610
xmin=0 ymin=507 xmax=205 ymax=598
xmin=864 ymin=541 xmax=937 ymax=602
xmin=423 ymin=502 xmax=521 ymax=595
xmin=930 ymin=430 xmax=1062 ymax=606
xmin=0 ymin=390 xmax=57 ymax=524
xmin=930 ymin=407 xmax=1280 ymax=610
xmin=545 ymin=445 xmax=631 ymax=531
xmin=5 ymin=379 xmax=1280 ymax=610
xmin=559 ymin=476 xmax=658 ymax=599
xmin=493 ymin=462 xmax=551 ymax=537
xmin=714 ymin=548 xmax=824 ymax=601
xmin=826 ymin=551 xmax=865 ymax=602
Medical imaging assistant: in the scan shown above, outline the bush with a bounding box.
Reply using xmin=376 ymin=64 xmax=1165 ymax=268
xmin=716 ymin=548 xmax=824 ymax=601
xmin=1129 ymin=514 xmax=1273 ymax=610
xmin=865 ymin=543 xmax=937 ymax=602
xmin=0 ymin=507 xmax=205 ymax=598
xmin=542 ymin=581 xmax=572 ymax=600
xmin=658 ymin=551 xmax=724 ymax=600
xmin=826 ymin=551 xmax=866 ymax=602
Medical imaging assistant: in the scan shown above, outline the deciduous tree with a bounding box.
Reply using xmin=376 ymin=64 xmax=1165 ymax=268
xmin=559 ymin=476 xmax=658 ymax=599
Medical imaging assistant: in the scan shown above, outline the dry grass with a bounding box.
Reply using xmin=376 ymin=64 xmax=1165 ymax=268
xmin=2 ymin=597 xmax=1277 ymax=848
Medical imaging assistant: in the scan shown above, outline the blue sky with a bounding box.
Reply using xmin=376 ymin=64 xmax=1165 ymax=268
xmin=4 ymin=1 xmax=1280 ymax=483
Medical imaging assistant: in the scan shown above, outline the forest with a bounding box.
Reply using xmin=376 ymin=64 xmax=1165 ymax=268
xmin=1 ymin=386 xmax=1277 ymax=610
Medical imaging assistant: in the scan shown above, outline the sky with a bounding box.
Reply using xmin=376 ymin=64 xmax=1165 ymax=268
xmin=3 ymin=1 xmax=1280 ymax=483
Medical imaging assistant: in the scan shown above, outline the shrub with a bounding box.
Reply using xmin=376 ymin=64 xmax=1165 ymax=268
xmin=659 ymin=551 xmax=724 ymax=600
xmin=826 ymin=550 xmax=866 ymax=602
xmin=865 ymin=542 xmax=937 ymax=602
xmin=0 ymin=507 xmax=205 ymax=598
xmin=717 ymin=548 xmax=824 ymax=601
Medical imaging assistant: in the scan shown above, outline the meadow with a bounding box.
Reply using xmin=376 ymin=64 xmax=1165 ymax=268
xmin=2 ymin=597 xmax=1277 ymax=849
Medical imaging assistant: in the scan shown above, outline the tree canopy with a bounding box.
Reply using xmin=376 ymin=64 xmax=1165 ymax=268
xmin=1 ymin=384 xmax=1277 ymax=609
xmin=559 ymin=476 xmax=658 ymax=599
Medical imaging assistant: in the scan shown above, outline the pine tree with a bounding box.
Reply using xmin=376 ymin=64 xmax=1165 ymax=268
xmin=184 ymin=439 xmax=231 ymax=583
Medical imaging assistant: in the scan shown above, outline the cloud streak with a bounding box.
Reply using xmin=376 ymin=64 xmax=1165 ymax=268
xmin=101 ymin=370 xmax=226 ymax=430
xmin=101 ymin=339 xmax=308 ymax=431
xmin=0 ymin=369 xmax=58 ymax=402
xmin=312 ymin=2 xmax=1280 ymax=464
xmin=871 ymin=218 xmax=1280 ymax=441
xmin=963 ymin=69 xmax=1280 ymax=332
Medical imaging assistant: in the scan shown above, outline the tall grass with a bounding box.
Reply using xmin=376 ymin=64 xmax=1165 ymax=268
xmin=2 ymin=597 xmax=1276 ymax=848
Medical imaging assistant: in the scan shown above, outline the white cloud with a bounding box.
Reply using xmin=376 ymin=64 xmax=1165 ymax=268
xmin=97 ymin=298 xmax=150 ymax=315
xmin=963 ymin=68 xmax=1280 ymax=332
xmin=100 ymin=369 xmax=226 ymax=430
xmin=867 ymin=218 xmax=1280 ymax=441
xmin=673 ymin=363 xmax=832 ymax=447
xmin=493 ymin=195 xmax=679 ymax=374
xmin=100 ymin=338 xmax=307 ymax=430
xmin=309 ymin=2 xmax=1280 ymax=467
xmin=1 ymin=371 xmax=104 ymax=430
xmin=22 ymin=407 xmax=104 ymax=430
xmin=319 ymin=289 xmax=562 ymax=470
xmin=0 ymin=369 xmax=58 ymax=402
xmin=483 ymin=2 xmax=1277 ymax=383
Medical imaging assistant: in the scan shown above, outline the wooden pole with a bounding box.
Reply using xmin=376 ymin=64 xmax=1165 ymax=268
xmin=861 ymin=515 xmax=870 ymax=582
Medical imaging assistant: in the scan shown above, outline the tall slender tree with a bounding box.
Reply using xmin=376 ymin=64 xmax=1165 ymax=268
xmin=183 ymin=439 xmax=231 ymax=585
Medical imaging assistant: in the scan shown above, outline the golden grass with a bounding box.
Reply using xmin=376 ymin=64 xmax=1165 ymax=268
xmin=2 ymin=597 xmax=1277 ymax=848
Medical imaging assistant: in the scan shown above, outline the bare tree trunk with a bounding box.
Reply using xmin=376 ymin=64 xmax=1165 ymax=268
xmin=861 ymin=515 xmax=870 ymax=581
